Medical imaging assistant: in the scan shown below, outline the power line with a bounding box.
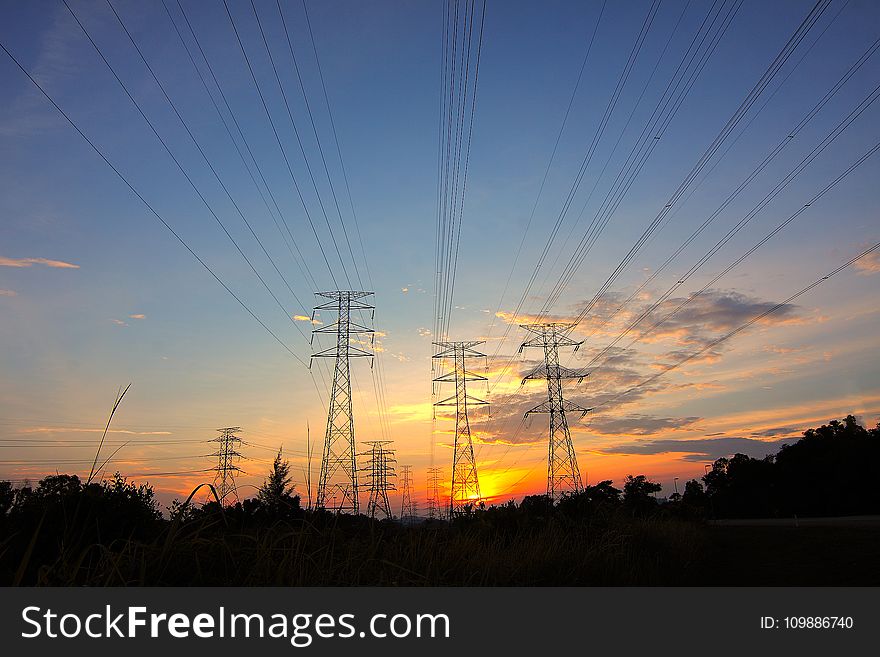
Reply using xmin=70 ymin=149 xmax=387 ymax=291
xmin=482 ymin=0 xmax=607 ymax=347
xmin=275 ymin=0 xmax=364 ymax=290
xmin=162 ymin=0 xmax=318 ymax=294
xmin=597 ymin=240 xmax=880 ymax=410
xmin=585 ymin=73 xmax=880 ymax=372
xmin=433 ymin=0 xmax=488 ymax=348
xmin=486 ymin=0 xmax=741 ymax=395
xmin=559 ymin=0 xmax=833 ymax=332
xmin=61 ymin=0 xmax=312 ymax=359
xmin=440 ymin=0 xmax=487 ymax=341
xmin=219 ymin=0 xmax=340 ymax=289
xmin=300 ymin=0 xmax=373 ymax=286
xmin=105 ymin=0 xmax=312 ymax=339
xmin=612 ymin=135 xmax=880 ymax=363
xmin=579 ymin=16 xmax=873 ymax=361
xmin=533 ymin=0 xmax=745 ymax=320
xmin=244 ymin=0 xmax=354 ymax=289
xmin=0 ymin=38 xmax=306 ymax=366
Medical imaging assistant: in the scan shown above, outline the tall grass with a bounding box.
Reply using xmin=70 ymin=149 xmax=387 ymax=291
xmin=15 ymin=507 xmax=705 ymax=586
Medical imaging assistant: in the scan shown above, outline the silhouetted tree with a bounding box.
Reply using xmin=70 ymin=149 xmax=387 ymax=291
xmin=699 ymin=415 xmax=880 ymax=518
xmin=773 ymin=415 xmax=880 ymax=516
xmin=703 ymin=453 xmax=774 ymax=518
xmin=556 ymin=480 xmax=622 ymax=520
xmin=623 ymin=475 xmax=661 ymax=515
xmin=682 ymin=479 xmax=705 ymax=506
xmin=256 ymin=449 xmax=299 ymax=515
xmin=0 ymin=480 xmax=13 ymax=516
xmin=519 ymin=494 xmax=554 ymax=518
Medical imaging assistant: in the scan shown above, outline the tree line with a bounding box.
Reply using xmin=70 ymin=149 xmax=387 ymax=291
xmin=0 ymin=415 xmax=877 ymax=584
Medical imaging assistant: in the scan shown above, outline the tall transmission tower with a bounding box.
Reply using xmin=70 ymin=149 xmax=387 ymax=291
xmin=520 ymin=323 xmax=591 ymax=500
xmin=361 ymin=440 xmax=396 ymax=519
xmin=210 ymin=427 xmax=243 ymax=503
xmin=399 ymin=464 xmax=417 ymax=520
xmin=311 ymin=291 xmax=375 ymax=514
xmin=425 ymin=466 xmax=442 ymax=519
xmin=433 ymin=341 xmax=487 ymax=514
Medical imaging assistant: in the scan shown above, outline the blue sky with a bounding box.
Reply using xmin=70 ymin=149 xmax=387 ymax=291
xmin=1 ymin=0 xmax=879 ymax=505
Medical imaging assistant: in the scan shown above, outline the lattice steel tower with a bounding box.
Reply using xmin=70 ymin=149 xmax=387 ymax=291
xmin=361 ymin=440 xmax=396 ymax=519
xmin=433 ymin=341 xmax=487 ymax=514
xmin=210 ymin=427 xmax=243 ymax=503
xmin=520 ymin=323 xmax=591 ymax=500
xmin=399 ymin=464 xmax=417 ymax=519
xmin=425 ymin=466 xmax=442 ymax=519
xmin=311 ymin=291 xmax=374 ymax=513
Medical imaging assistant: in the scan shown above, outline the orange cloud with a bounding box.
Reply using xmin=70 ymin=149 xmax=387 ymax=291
xmin=0 ymin=256 xmax=79 ymax=268
xmin=854 ymin=251 xmax=880 ymax=275
xmin=129 ymin=313 xmax=146 ymax=320
xmin=22 ymin=426 xmax=173 ymax=436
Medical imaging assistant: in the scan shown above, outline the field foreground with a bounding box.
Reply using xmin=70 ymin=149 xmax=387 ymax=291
xmin=4 ymin=503 xmax=879 ymax=586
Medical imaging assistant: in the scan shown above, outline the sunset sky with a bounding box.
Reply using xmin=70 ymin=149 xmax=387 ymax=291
xmin=1 ymin=0 xmax=879 ymax=509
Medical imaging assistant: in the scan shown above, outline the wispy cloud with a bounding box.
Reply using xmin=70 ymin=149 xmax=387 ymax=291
xmin=0 ymin=4 xmax=86 ymax=138
xmin=22 ymin=427 xmax=172 ymax=436
xmin=110 ymin=318 xmax=128 ymax=327
xmin=129 ymin=313 xmax=146 ymax=320
xmin=588 ymin=414 xmax=702 ymax=436
xmin=597 ymin=436 xmax=790 ymax=462
xmin=0 ymin=256 xmax=79 ymax=269
xmin=854 ymin=251 xmax=880 ymax=275
xmin=0 ymin=289 xmax=16 ymax=297
xmin=496 ymin=289 xmax=802 ymax=347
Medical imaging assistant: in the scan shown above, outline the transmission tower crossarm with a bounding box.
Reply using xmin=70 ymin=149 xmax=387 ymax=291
xmin=432 ymin=340 xmax=486 ymax=358
xmin=433 ymin=369 xmax=487 ymax=383
xmin=312 ymin=320 xmax=374 ymax=334
xmin=521 ymin=364 xmax=589 ymax=383
xmin=433 ymin=393 xmax=488 ymax=407
xmin=519 ymin=324 xmax=583 ymax=352
xmin=311 ymin=345 xmax=374 ymax=359
xmin=524 ymin=399 xmax=591 ymax=418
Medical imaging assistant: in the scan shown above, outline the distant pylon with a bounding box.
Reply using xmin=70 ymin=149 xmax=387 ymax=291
xmin=361 ymin=440 xmax=396 ymax=519
xmin=399 ymin=464 xmax=417 ymax=519
xmin=426 ymin=466 xmax=442 ymax=519
xmin=210 ymin=427 xmax=243 ymax=503
xmin=433 ymin=341 xmax=487 ymax=514
xmin=520 ymin=323 xmax=591 ymax=500
xmin=311 ymin=291 xmax=375 ymax=514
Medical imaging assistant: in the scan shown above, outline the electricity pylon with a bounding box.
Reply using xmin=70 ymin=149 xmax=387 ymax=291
xmin=433 ymin=341 xmax=487 ymax=514
xmin=519 ymin=323 xmax=591 ymax=500
xmin=311 ymin=291 xmax=375 ymax=514
xmin=210 ymin=427 xmax=243 ymax=503
xmin=361 ymin=440 xmax=396 ymax=519
xmin=399 ymin=464 xmax=417 ymax=519
xmin=426 ymin=466 xmax=442 ymax=519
